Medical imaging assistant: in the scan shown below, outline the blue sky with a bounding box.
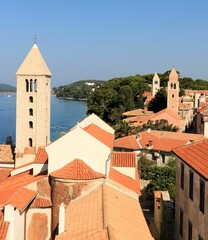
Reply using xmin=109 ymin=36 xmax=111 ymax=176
xmin=1 ymin=0 xmax=208 ymax=87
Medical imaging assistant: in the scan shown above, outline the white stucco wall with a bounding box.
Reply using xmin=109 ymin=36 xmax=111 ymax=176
xmin=112 ymin=167 xmax=135 ymax=179
xmin=5 ymin=205 xmax=25 ymax=240
xmin=204 ymin=121 xmax=208 ymax=137
xmin=46 ymin=127 xmax=112 ymax=174
xmin=76 ymin=113 xmax=115 ymax=134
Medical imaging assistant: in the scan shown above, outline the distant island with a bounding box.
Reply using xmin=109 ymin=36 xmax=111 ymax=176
xmin=52 ymin=80 xmax=105 ymax=100
xmin=0 ymin=83 xmax=16 ymax=92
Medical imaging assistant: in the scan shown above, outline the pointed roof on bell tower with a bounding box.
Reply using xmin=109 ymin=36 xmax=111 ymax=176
xmin=16 ymin=44 xmax=52 ymax=76
xmin=153 ymin=72 xmax=160 ymax=81
xmin=169 ymin=68 xmax=178 ymax=81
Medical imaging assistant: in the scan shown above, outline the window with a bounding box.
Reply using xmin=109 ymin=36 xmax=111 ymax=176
xmin=34 ymin=79 xmax=37 ymax=92
xmin=29 ymin=138 xmax=33 ymax=147
xmin=189 ymin=171 xmax=194 ymax=200
xmin=180 ymin=209 xmax=183 ymax=236
xmin=188 ymin=220 xmax=192 ymax=240
xmin=29 ymin=121 xmax=33 ymax=129
xmin=30 ymin=79 xmax=33 ymax=92
xmin=155 ymin=81 xmax=158 ymax=84
xmin=29 ymin=96 xmax=33 ymax=103
xmin=25 ymin=79 xmax=29 ymax=92
xmin=181 ymin=163 xmax=184 ymax=190
xmin=29 ymin=108 xmax=33 ymax=116
xmin=172 ymin=94 xmax=174 ymax=98
xmin=174 ymin=83 xmax=177 ymax=89
xmin=199 ymin=180 xmax=205 ymax=213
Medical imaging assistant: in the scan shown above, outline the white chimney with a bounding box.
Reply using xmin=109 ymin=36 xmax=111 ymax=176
xmin=58 ymin=203 xmax=66 ymax=234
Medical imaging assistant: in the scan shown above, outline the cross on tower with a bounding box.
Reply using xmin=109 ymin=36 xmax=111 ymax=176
xmin=34 ymin=34 xmax=38 ymax=44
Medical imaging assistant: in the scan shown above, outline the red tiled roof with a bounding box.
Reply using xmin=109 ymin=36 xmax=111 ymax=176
xmin=143 ymin=91 xmax=152 ymax=97
xmin=0 ymin=171 xmax=45 ymax=208
xmin=114 ymin=135 xmax=140 ymax=150
xmin=6 ymin=187 xmax=37 ymax=212
xmin=50 ymin=159 xmax=105 ymax=180
xmin=138 ymin=130 xmax=206 ymax=152
xmin=111 ymin=152 xmax=136 ymax=167
xmin=0 ymin=211 xmax=9 ymax=240
xmin=0 ymin=168 xmax=13 ymax=184
xmin=83 ymin=123 xmax=114 ymax=149
xmin=150 ymin=108 xmax=181 ymax=121
xmin=30 ymin=197 xmax=52 ymax=208
xmin=34 ymin=147 xmax=48 ymax=164
xmin=109 ymin=168 xmax=141 ymax=195
xmin=56 ymin=184 xmax=152 ymax=240
xmin=197 ymin=106 xmax=208 ymax=113
xmin=0 ymin=145 xmax=14 ymax=163
xmin=173 ymin=140 xmax=208 ymax=179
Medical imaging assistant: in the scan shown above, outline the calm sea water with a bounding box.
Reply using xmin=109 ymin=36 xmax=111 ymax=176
xmin=0 ymin=94 xmax=87 ymax=144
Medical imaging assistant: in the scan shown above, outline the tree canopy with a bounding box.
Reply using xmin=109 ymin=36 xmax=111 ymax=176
xmin=87 ymin=75 xmax=150 ymax=124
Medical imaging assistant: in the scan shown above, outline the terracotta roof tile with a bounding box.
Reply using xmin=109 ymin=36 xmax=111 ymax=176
xmin=0 ymin=145 xmax=14 ymax=163
xmin=111 ymin=152 xmax=136 ymax=167
xmin=0 ymin=211 xmax=9 ymax=240
xmin=83 ymin=123 xmax=114 ymax=149
xmin=197 ymin=106 xmax=208 ymax=113
xmin=123 ymin=108 xmax=153 ymax=117
xmin=0 ymin=171 xmax=45 ymax=208
xmin=0 ymin=168 xmax=13 ymax=184
xmin=34 ymin=147 xmax=48 ymax=164
xmin=114 ymin=135 xmax=140 ymax=150
xmin=56 ymin=184 xmax=152 ymax=240
xmin=50 ymin=159 xmax=105 ymax=180
xmin=138 ymin=130 xmax=206 ymax=152
xmin=109 ymin=168 xmax=141 ymax=195
xmin=6 ymin=187 xmax=37 ymax=212
xmin=173 ymin=140 xmax=208 ymax=179
xmin=103 ymin=185 xmax=153 ymax=240
xmin=30 ymin=197 xmax=52 ymax=208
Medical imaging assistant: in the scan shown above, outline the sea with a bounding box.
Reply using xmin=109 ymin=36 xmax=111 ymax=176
xmin=0 ymin=93 xmax=87 ymax=144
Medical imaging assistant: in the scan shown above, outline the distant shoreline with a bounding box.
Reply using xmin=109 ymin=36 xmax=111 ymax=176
xmin=57 ymin=96 xmax=87 ymax=101
xmin=0 ymin=92 xmax=16 ymax=94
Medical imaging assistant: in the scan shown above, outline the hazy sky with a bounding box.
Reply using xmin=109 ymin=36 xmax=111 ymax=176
xmin=1 ymin=0 xmax=208 ymax=87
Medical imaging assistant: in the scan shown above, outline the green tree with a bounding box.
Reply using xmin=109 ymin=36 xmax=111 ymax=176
xmin=139 ymin=155 xmax=176 ymax=200
xmin=148 ymin=88 xmax=167 ymax=113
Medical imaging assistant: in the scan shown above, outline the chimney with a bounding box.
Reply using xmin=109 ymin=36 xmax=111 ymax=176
xmin=58 ymin=203 xmax=66 ymax=234
xmin=149 ymin=140 xmax=153 ymax=148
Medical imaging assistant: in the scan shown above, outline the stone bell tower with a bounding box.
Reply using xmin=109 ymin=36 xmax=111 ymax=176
xmin=15 ymin=43 xmax=52 ymax=155
xmin=167 ymin=68 xmax=179 ymax=114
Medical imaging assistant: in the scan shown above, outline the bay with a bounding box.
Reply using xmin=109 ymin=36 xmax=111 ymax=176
xmin=0 ymin=94 xmax=87 ymax=144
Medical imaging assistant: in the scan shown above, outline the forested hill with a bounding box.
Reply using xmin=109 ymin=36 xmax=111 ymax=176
xmin=52 ymin=80 xmax=105 ymax=100
xmin=0 ymin=84 xmax=16 ymax=92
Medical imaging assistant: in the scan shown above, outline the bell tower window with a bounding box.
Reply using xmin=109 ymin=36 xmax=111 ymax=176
xmin=26 ymin=79 xmax=29 ymax=92
xmin=29 ymin=108 xmax=33 ymax=116
xmin=29 ymin=96 xmax=33 ymax=103
xmin=30 ymin=79 xmax=33 ymax=92
xmin=34 ymin=79 xmax=37 ymax=92
xmin=29 ymin=121 xmax=33 ymax=128
xmin=29 ymin=138 xmax=33 ymax=147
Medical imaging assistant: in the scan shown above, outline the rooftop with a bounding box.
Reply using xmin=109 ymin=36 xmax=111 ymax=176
xmin=34 ymin=147 xmax=48 ymax=164
xmin=83 ymin=123 xmax=114 ymax=149
xmin=114 ymin=135 xmax=140 ymax=150
xmin=111 ymin=151 xmax=136 ymax=167
xmin=0 ymin=145 xmax=14 ymax=163
xmin=50 ymin=159 xmax=105 ymax=180
xmin=16 ymin=44 xmax=52 ymax=76
xmin=56 ymin=184 xmax=152 ymax=240
xmin=173 ymin=139 xmax=208 ymax=179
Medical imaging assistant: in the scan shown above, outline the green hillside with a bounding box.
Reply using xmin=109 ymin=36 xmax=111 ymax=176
xmin=52 ymin=80 xmax=105 ymax=100
xmin=0 ymin=84 xmax=16 ymax=92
